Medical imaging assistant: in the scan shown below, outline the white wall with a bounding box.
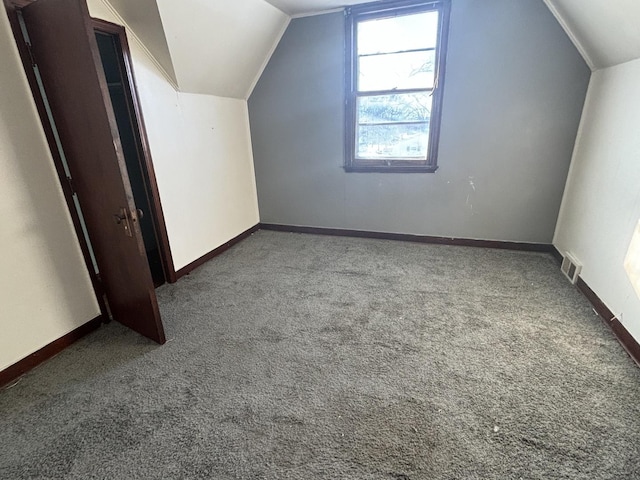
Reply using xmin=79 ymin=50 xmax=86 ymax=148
xmin=0 ymin=0 xmax=262 ymax=373
xmin=90 ymin=0 xmax=260 ymax=270
xmin=0 ymin=12 xmax=100 ymax=372
xmin=554 ymin=58 xmax=640 ymax=343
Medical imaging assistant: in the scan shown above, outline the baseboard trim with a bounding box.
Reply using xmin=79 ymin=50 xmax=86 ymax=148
xmin=576 ymin=277 xmax=640 ymax=367
xmin=176 ymin=224 xmax=260 ymax=279
xmin=0 ymin=315 xmax=103 ymax=389
xmin=261 ymin=226 xmax=640 ymax=366
xmin=259 ymin=223 xmax=553 ymax=253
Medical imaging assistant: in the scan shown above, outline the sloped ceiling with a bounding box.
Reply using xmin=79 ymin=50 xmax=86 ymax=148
xmin=264 ymin=0 xmax=371 ymax=16
xmin=106 ymin=0 xmax=288 ymax=99
xmin=106 ymin=0 xmax=177 ymax=86
xmin=156 ymin=0 xmax=288 ymax=99
xmin=104 ymin=0 xmax=640 ymax=99
xmin=544 ymin=0 xmax=640 ymax=70
xmin=270 ymin=0 xmax=640 ymax=69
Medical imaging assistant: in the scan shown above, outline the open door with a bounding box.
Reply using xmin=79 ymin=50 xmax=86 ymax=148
xmin=21 ymin=0 xmax=165 ymax=343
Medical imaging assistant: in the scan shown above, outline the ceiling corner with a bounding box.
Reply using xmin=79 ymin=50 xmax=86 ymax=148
xmin=542 ymin=0 xmax=595 ymax=71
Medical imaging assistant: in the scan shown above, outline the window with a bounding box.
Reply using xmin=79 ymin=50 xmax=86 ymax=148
xmin=345 ymin=0 xmax=450 ymax=173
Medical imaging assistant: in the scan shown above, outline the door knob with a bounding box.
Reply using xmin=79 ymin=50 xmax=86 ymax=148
xmin=113 ymin=207 xmax=133 ymax=237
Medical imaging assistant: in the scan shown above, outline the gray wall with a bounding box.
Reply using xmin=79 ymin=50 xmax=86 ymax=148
xmin=248 ymin=0 xmax=590 ymax=243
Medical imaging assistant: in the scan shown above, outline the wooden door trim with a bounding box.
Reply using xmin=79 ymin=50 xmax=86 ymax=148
xmin=92 ymin=17 xmax=177 ymax=283
xmin=18 ymin=0 xmax=165 ymax=343
xmin=4 ymin=0 xmax=108 ymax=316
xmin=5 ymin=1 xmax=176 ymax=285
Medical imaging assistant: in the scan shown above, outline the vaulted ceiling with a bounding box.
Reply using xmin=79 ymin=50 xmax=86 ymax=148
xmin=103 ymin=0 xmax=640 ymax=100
xmin=544 ymin=0 xmax=640 ymax=70
xmin=107 ymin=0 xmax=177 ymax=85
xmin=104 ymin=0 xmax=288 ymax=99
xmin=263 ymin=0 xmax=371 ymax=16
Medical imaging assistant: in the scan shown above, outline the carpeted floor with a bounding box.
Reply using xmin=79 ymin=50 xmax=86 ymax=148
xmin=2 ymin=230 xmax=640 ymax=479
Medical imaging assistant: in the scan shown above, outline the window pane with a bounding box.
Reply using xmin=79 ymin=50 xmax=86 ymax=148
xmin=356 ymin=123 xmax=429 ymax=160
xmin=357 ymin=93 xmax=432 ymax=124
xmin=358 ymin=11 xmax=439 ymax=55
xmin=359 ymin=50 xmax=435 ymax=91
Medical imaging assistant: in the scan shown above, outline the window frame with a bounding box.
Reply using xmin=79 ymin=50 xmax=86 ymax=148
xmin=344 ymin=0 xmax=451 ymax=173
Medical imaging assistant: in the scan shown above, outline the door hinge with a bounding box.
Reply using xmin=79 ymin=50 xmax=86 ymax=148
xmin=26 ymin=41 xmax=36 ymax=67
xmin=101 ymin=292 xmax=114 ymax=322
xmin=66 ymin=176 xmax=76 ymax=195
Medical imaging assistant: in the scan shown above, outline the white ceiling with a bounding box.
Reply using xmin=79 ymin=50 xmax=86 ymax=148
xmin=107 ymin=0 xmax=177 ymax=85
xmin=268 ymin=0 xmax=640 ymax=69
xmin=156 ymin=0 xmax=288 ymax=98
xmin=544 ymin=0 xmax=640 ymax=70
xmin=264 ymin=0 xmax=372 ymax=16
xmin=105 ymin=0 xmax=640 ymax=100
xmin=106 ymin=0 xmax=288 ymax=98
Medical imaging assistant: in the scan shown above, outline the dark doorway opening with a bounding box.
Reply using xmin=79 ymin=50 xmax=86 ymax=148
xmin=94 ymin=29 xmax=166 ymax=287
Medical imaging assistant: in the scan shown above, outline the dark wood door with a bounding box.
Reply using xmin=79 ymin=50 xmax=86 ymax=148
xmin=22 ymin=0 xmax=166 ymax=344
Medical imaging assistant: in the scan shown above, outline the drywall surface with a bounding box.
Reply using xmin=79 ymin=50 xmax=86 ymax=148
xmin=106 ymin=0 xmax=177 ymax=86
xmin=90 ymin=1 xmax=260 ymax=271
xmin=0 ymin=12 xmax=100 ymax=371
xmin=249 ymin=0 xmax=590 ymax=243
xmin=156 ymin=0 xmax=289 ymax=98
xmin=554 ymin=58 xmax=640 ymax=343
xmin=264 ymin=0 xmax=370 ymax=16
xmin=544 ymin=0 xmax=640 ymax=70
xmin=138 ymin=89 xmax=261 ymax=270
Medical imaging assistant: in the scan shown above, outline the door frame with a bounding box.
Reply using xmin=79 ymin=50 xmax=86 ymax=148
xmin=5 ymin=0 xmax=108 ymax=319
xmin=92 ymin=17 xmax=176 ymax=284
xmin=4 ymin=0 xmax=177 ymax=302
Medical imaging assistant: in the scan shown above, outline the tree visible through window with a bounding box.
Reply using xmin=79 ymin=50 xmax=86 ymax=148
xmin=345 ymin=0 xmax=450 ymax=172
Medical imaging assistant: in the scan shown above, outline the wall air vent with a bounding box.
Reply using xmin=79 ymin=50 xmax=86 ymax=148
xmin=561 ymin=252 xmax=582 ymax=284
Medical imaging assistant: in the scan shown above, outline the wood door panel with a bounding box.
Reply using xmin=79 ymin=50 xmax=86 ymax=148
xmin=22 ymin=0 xmax=165 ymax=343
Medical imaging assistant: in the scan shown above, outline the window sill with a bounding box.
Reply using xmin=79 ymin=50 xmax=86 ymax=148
xmin=344 ymin=165 xmax=439 ymax=173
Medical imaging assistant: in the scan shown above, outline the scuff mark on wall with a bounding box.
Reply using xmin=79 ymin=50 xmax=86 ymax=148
xmin=465 ymin=175 xmax=476 ymax=213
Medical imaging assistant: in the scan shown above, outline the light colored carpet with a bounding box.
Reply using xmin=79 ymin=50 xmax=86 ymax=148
xmin=1 ymin=230 xmax=640 ymax=479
